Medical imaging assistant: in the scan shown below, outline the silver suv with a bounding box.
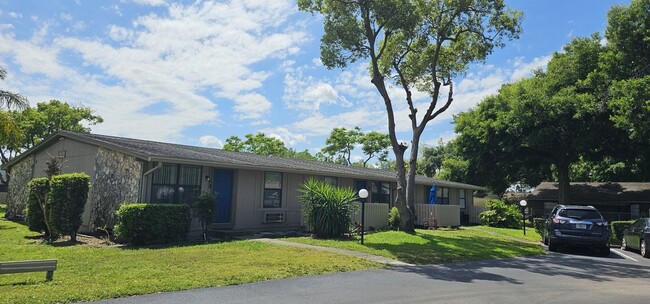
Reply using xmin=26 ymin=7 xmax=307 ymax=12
xmin=544 ymin=205 xmax=610 ymax=256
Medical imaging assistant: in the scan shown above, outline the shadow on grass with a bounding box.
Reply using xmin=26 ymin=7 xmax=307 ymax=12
xmin=393 ymin=251 xmax=650 ymax=284
xmin=117 ymin=238 xmax=234 ymax=250
xmin=0 ymin=278 xmax=50 ymax=287
xmin=363 ymin=232 xmax=543 ymax=265
xmin=0 ymin=225 xmax=17 ymax=231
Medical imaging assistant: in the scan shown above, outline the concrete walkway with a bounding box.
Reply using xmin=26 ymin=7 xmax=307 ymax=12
xmin=252 ymin=238 xmax=414 ymax=267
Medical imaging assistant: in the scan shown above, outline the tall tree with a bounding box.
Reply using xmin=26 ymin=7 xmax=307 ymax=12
xmin=322 ymin=127 xmax=362 ymax=166
xmin=299 ymin=0 xmax=522 ymax=230
xmin=455 ymin=36 xmax=620 ymax=201
xmin=223 ymin=132 xmax=290 ymax=156
xmin=360 ymin=131 xmax=390 ymax=167
xmin=2 ymin=100 xmax=103 ymax=165
xmin=601 ymin=0 xmax=650 ymax=179
xmin=17 ymin=100 xmax=103 ymax=149
xmin=417 ymin=138 xmax=453 ymax=178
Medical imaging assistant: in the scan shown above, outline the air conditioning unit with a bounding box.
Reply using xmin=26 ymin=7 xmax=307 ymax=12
xmin=263 ymin=212 xmax=285 ymax=223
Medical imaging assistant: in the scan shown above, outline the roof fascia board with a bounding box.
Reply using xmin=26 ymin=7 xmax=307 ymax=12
xmin=57 ymin=132 xmax=150 ymax=160
xmin=4 ymin=131 xmax=151 ymax=169
xmin=148 ymin=156 xmax=485 ymax=190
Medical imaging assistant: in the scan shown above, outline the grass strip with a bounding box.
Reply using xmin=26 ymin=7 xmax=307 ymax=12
xmin=284 ymin=228 xmax=545 ymax=265
xmin=0 ymin=205 xmax=381 ymax=304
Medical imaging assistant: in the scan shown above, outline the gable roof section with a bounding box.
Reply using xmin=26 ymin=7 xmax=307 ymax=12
xmin=8 ymin=131 xmax=485 ymax=190
xmin=527 ymin=182 xmax=650 ymax=202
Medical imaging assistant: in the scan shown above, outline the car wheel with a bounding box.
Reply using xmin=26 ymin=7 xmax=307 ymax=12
xmin=642 ymin=239 xmax=649 ymax=258
xmin=548 ymin=238 xmax=558 ymax=252
xmin=621 ymin=238 xmax=627 ymax=251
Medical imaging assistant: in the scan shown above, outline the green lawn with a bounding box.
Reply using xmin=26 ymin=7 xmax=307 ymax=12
xmin=0 ymin=205 xmax=381 ymax=304
xmin=284 ymin=227 xmax=545 ymax=265
xmin=469 ymin=225 xmax=543 ymax=243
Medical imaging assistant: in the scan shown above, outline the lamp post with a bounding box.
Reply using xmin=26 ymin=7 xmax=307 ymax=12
xmin=358 ymin=189 xmax=368 ymax=245
xmin=519 ymin=200 xmax=528 ymax=236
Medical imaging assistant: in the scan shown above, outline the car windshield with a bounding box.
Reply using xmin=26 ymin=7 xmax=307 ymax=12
xmin=557 ymin=209 xmax=601 ymax=220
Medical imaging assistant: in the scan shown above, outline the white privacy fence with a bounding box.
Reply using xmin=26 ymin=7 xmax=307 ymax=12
xmin=414 ymin=204 xmax=460 ymax=227
xmin=352 ymin=203 xmax=462 ymax=229
xmin=467 ymin=206 xmax=488 ymax=224
xmin=352 ymin=203 xmax=389 ymax=230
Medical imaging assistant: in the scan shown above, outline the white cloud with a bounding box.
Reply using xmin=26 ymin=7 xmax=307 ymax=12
xmin=283 ymin=66 xmax=342 ymax=112
xmin=71 ymin=21 xmax=85 ymax=31
xmin=132 ymin=0 xmax=167 ymax=6
xmin=292 ymin=108 xmax=385 ymax=137
xmin=510 ymin=55 xmax=551 ymax=81
xmin=0 ymin=0 xmax=308 ymax=142
xmin=199 ymin=135 xmax=223 ymax=148
xmin=261 ymin=127 xmax=307 ymax=147
xmin=232 ymin=93 xmax=272 ymax=119
xmin=108 ymin=25 xmax=133 ymax=41
xmin=421 ymin=131 xmax=458 ymax=147
xmin=60 ymin=13 xmax=73 ymax=21
xmin=8 ymin=12 xmax=22 ymax=18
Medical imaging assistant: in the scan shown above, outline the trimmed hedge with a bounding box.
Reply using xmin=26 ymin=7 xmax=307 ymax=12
xmin=533 ymin=218 xmax=546 ymax=236
xmin=114 ymin=203 xmax=192 ymax=245
xmin=26 ymin=188 xmax=47 ymax=233
xmin=610 ymin=220 xmax=635 ymax=243
xmin=49 ymin=173 xmax=90 ymax=242
xmin=27 ymin=177 xmax=57 ymax=240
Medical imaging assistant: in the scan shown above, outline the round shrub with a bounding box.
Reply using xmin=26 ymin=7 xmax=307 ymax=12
xmin=479 ymin=199 xmax=522 ymax=229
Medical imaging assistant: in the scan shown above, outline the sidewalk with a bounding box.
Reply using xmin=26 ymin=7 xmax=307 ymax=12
xmin=252 ymin=238 xmax=414 ymax=267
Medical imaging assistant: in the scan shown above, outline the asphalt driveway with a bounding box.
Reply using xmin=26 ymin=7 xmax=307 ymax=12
xmin=81 ymin=248 xmax=650 ymax=304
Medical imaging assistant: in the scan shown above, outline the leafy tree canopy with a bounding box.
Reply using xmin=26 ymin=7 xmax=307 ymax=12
xmin=223 ymin=132 xmax=316 ymax=160
xmin=321 ymin=127 xmax=390 ymax=167
xmin=2 ymin=100 xmax=103 ymax=183
xmin=300 ymin=0 xmax=522 ymax=231
xmin=452 ymin=0 xmax=650 ymax=197
xmin=17 ymin=100 xmax=103 ymax=150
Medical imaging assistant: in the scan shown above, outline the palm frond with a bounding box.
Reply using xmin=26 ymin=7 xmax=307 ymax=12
xmin=0 ymin=90 xmax=29 ymax=110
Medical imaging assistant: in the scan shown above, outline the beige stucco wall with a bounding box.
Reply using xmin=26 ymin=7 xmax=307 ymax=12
xmin=232 ymin=170 xmax=307 ymax=230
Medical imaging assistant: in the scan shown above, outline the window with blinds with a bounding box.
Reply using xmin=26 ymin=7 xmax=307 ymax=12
xmin=151 ymin=163 xmax=202 ymax=205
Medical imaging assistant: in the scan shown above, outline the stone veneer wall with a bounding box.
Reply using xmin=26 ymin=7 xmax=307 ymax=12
xmin=89 ymin=147 xmax=142 ymax=230
xmin=5 ymin=155 xmax=35 ymax=219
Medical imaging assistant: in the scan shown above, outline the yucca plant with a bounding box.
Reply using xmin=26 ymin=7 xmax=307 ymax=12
xmin=300 ymin=178 xmax=358 ymax=238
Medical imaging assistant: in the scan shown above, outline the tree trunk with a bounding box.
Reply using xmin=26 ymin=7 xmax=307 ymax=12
xmin=393 ymin=146 xmax=411 ymax=232
xmin=557 ymin=161 xmax=571 ymax=204
xmin=402 ymin=135 xmax=422 ymax=232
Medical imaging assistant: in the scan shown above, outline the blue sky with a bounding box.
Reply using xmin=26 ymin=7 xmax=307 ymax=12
xmin=0 ymin=0 xmax=630 ymax=163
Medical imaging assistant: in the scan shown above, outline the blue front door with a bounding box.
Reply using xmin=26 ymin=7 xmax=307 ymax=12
xmin=213 ymin=169 xmax=233 ymax=223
